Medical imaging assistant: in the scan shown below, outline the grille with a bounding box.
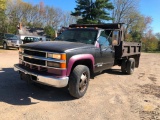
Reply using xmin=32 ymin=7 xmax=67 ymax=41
xmin=24 ymin=57 xmax=45 ymax=66
xmin=39 ymin=67 xmax=48 ymax=72
xmin=11 ymin=40 xmax=17 ymax=43
xmin=26 ymin=63 xmax=30 ymax=68
xmin=22 ymin=62 xmax=48 ymax=73
xmin=32 ymin=65 xmax=38 ymax=70
xmin=24 ymin=49 xmax=46 ymax=57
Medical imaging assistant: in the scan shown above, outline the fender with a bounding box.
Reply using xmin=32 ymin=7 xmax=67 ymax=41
xmin=66 ymin=54 xmax=95 ymax=76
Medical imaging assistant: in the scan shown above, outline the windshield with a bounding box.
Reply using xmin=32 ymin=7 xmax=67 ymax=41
xmin=32 ymin=37 xmax=39 ymax=41
xmin=55 ymin=29 xmax=98 ymax=44
xmin=5 ymin=34 xmax=18 ymax=40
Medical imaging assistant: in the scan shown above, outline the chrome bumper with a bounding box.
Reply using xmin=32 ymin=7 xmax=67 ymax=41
xmin=14 ymin=64 xmax=69 ymax=88
xmin=8 ymin=43 xmax=20 ymax=48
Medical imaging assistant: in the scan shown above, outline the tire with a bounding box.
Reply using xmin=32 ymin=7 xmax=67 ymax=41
xmin=3 ymin=42 xmax=8 ymax=50
xmin=126 ymin=58 xmax=135 ymax=75
xmin=121 ymin=60 xmax=127 ymax=73
xmin=69 ymin=65 xmax=90 ymax=98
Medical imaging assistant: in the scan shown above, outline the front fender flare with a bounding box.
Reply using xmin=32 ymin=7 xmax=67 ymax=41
xmin=66 ymin=54 xmax=95 ymax=76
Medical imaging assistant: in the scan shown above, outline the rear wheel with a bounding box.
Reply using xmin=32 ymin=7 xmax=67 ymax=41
xmin=121 ymin=60 xmax=127 ymax=73
xmin=69 ymin=65 xmax=90 ymax=98
xmin=3 ymin=43 xmax=8 ymax=49
xmin=126 ymin=58 xmax=135 ymax=75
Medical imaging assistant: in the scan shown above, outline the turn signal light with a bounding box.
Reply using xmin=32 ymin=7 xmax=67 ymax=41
xmin=60 ymin=63 xmax=66 ymax=69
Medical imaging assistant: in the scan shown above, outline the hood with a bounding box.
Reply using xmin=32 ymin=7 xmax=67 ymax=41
xmin=21 ymin=41 xmax=94 ymax=52
xmin=6 ymin=38 xmax=18 ymax=41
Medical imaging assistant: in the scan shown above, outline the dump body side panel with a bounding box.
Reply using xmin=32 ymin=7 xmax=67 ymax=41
xmin=115 ymin=41 xmax=141 ymax=59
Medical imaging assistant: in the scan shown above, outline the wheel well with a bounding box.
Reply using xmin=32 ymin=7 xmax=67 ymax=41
xmin=3 ymin=41 xmax=6 ymax=44
xmin=70 ymin=59 xmax=94 ymax=76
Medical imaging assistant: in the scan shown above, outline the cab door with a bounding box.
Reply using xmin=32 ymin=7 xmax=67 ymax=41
xmin=95 ymin=30 xmax=115 ymax=72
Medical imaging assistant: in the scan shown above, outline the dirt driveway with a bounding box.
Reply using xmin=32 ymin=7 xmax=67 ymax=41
xmin=0 ymin=48 xmax=160 ymax=120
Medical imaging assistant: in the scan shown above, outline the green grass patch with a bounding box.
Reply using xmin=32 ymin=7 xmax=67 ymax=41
xmin=143 ymin=51 xmax=160 ymax=53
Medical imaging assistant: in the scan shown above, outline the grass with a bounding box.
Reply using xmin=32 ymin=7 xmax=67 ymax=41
xmin=146 ymin=51 xmax=160 ymax=53
xmin=142 ymin=50 xmax=160 ymax=53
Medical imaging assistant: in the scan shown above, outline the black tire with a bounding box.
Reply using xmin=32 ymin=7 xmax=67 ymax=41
xmin=69 ymin=65 xmax=90 ymax=98
xmin=121 ymin=60 xmax=127 ymax=73
xmin=3 ymin=42 xmax=8 ymax=50
xmin=126 ymin=58 xmax=135 ymax=75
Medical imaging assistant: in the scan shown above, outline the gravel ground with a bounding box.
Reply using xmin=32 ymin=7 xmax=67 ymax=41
xmin=0 ymin=48 xmax=160 ymax=120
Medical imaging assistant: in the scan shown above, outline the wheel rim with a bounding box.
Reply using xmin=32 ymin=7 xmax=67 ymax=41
xmin=79 ymin=72 xmax=88 ymax=93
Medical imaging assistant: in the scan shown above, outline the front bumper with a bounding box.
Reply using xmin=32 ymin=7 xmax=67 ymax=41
xmin=14 ymin=64 xmax=69 ymax=88
xmin=9 ymin=43 xmax=20 ymax=48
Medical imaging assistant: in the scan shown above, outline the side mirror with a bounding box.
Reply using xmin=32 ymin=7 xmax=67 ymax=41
xmin=112 ymin=31 xmax=119 ymax=46
xmin=112 ymin=39 xmax=118 ymax=46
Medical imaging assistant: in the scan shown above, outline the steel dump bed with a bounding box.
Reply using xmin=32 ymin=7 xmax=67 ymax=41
xmin=115 ymin=41 xmax=141 ymax=58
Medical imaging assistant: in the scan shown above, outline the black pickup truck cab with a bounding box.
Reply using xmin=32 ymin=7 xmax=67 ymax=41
xmin=22 ymin=36 xmax=40 ymax=44
xmin=14 ymin=23 xmax=141 ymax=98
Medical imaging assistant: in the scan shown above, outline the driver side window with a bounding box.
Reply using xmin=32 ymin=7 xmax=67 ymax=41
xmin=98 ymin=31 xmax=110 ymax=48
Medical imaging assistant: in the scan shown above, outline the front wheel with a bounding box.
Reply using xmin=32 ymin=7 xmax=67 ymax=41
xmin=69 ymin=65 xmax=90 ymax=98
xmin=3 ymin=43 xmax=8 ymax=50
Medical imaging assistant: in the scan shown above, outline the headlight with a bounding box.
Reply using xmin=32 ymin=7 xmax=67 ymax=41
xmin=47 ymin=53 xmax=66 ymax=60
xmin=7 ymin=40 xmax=11 ymax=43
xmin=19 ymin=47 xmax=23 ymax=53
xmin=47 ymin=61 xmax=60 ymax=67
xmin=47 ymin=61 xmax=66 ymax=68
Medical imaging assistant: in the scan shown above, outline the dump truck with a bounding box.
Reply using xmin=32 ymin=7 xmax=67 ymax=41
xmin=14 ymin=23 xmax=141 ymax=98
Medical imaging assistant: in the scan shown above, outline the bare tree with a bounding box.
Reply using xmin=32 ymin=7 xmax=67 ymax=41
xmin=61 ymin=11 xmax=77 ymax=27
xmin=51 ymin=8 xmax=63 ymax=29
xmin=112 ymin=0 xmax=140 ymax=35
xmin=3 ymin=0 xmax=77 ymax=33
xmin=112 ymin=0 xmax=153 ymax=40
xmin=155 ymin=33 xmax=160 ymax=40
xmin=112 ymin=0 xmax=139 ymax=23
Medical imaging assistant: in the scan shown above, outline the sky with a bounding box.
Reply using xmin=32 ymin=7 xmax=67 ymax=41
xmin=139 ymin=0 xmax=160 ymax=33
xmin=24 ymin=0 xmax=159 ymax=33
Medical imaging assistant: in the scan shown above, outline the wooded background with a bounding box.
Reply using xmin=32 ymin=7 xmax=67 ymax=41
xmin=0 ymin=0 xmax=160 ymax=51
